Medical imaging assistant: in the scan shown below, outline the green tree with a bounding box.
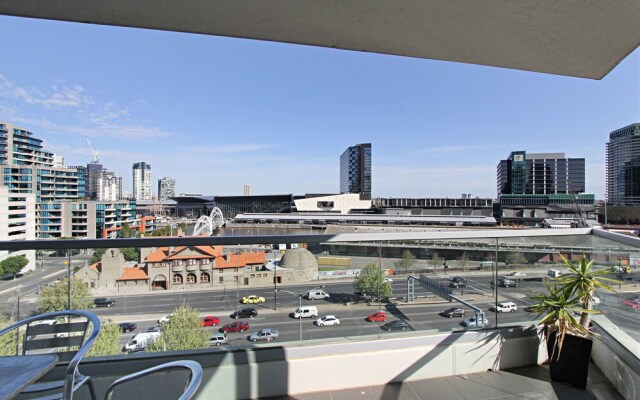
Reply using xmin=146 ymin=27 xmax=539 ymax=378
xmin=430 ymin=252 xmax=443 ymax=272
xmin=37 ymin=278 xmax=93 ymax=312
xmin=90 ymin=248 xmax=106 ymax=264
xmin=460 ymin=252 xmax=470 ymax=271
xmin=87 ymin=320 xmax=123 ymax=357
xmin=146 ymin=305 xmax=209 ymax=352
xmin=0 ymin=315 xmax=20 ymax=356
xmin=0 ymin=255 xmax=29 ymax=275
xmin=150 ymin=223 xmax=187 ymax=237
xmin=394 ymin=250 xmax=416 ymax=273
xmin=505 ymin=252 xmax=527 ymax=266
xmin=353 ymin=263 xmax=392 ymax=300
xmin=90 ymin=247 xmax=138 ymax=264
xmin=119 ymin=223 xmax=137 ymax=238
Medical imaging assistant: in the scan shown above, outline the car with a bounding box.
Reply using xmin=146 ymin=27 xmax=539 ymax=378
xmin=220 ymin=321 xmax=249 ymax=333
xmin=144 ymin=326 xmax=162 ymax=333
xmin=231 ymin=308 xmax=258 ymax=319
xmin=158 ymin=314 xmax=173 ymax=324
xmin=451 ymin=276 xmax=467 ymax=283
xmin=242 ymin=295 xmax=266 ymax=304
xmin=384 ymin=277 xmax=393 ymax=283
xmin=499 ymin=278 xmax=519 ymax=288
xmin=461 ymin=316 xmax=489 ymax=327
xmin=93 ymin=297 xmax=116 ymax=307
xmin=209 ymin=333 xmax=228 ymax=346
xmin=118 ymin=322 xmax=137 ymax=333
xmin=449 ymin=281 xmax=467 ymax=288
xmin=248 ymin=328 xmax=279 ymax=342
xmin=623 ymin=297 xmax=640 ymax=310
xmin=494 ymin=302 xmax=518 ymax=313
xmin=201 ymin=316 xmax=221 ymax=327
xmin=315 ymin=315 xmax=340 ymax=326
xmin=367 ymin=311 xmax=388 ymax=322
xmin=0 ymin=273 xmax=16 ymax=281
xmin=508 ymin=271 xmax=526 ymax=277
xmin=441 ymin=308 xmax=465 ymax=318
xmin=383 ymin=320 xmax=409 ymax=331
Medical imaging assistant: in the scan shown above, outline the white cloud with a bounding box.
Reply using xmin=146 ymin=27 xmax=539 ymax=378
xmin=0 ymin=74 xmax=92 ymax=109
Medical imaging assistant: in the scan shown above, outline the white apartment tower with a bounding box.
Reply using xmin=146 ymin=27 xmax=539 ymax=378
xmin=132 ymin=161 xmax=152 ymax=200
xmin=0 ymin=186 xmax=36 ymax=271
xmin=158 ymin=177 xmax=176 ymax=200
xmin=98 ymin=170 xmax=122 ymax=202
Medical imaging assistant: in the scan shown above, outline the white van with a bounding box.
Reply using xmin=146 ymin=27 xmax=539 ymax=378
xmin=293 ymin=306 xmax=318 ymax=319
xmin=123 ymin=331 xmax=161 ymax=352
xmin=495 ymin=302 xmax=518 ymax=312
xmin=548 ymin=269 xmax=562 ymax=278
xmin=305 ymin=290 xmax=330 ymax=300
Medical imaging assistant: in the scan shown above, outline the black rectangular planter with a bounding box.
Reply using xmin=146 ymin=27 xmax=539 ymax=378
xmin=547 ymin=332 xmax=593 ymax=389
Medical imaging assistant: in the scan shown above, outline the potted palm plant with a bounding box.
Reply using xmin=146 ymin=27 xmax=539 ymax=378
xmin=530 ymin=255 xmax=617 ymax=389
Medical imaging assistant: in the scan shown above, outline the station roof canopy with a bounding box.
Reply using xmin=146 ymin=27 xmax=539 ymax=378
xmin=1 ymin=1 xmax=638 ymax=80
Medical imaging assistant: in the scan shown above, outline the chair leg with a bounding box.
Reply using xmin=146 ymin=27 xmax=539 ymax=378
xmin=87 ymin=378 xmax=97 ymax=400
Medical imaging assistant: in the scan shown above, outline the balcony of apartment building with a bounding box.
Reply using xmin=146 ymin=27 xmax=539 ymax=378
xmin=1 ymin=229 xmax=639 ymax=400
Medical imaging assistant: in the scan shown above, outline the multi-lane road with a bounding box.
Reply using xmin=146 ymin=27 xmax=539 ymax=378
xmin=3 ymin=262 xmax=639 ymax=347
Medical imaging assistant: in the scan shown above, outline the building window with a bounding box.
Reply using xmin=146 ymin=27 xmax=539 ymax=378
xmin=201 ymin=259 xmax=210 ymax=265
xmin=218 ymin=276 xmax=223 ymax=283
xmin=187 ymin=259 xmax=197 ymax=266
xmin=186 ymin=273 xmax=197 ymax=284
xmin=233 ymin=276 xmax=238 ymax=283
xmin=200 ymin=272 xmax=210 ymax=283
xmin=219 ymin=269 xmax=223 ymax=273
xmin=172 ymin=274 xmax=183 ymax=284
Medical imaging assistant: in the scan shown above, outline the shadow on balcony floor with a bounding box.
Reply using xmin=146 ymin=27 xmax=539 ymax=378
xmin=273 ymin=363 xmax=622 ymax=400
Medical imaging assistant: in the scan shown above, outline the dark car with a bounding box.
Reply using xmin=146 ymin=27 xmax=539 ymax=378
xmin=0 ymin=273 xmax=16 ymax=281
xmin=383 ymin=320 xmax=409 ymax=332
xmin=451 ymin=276 xmax=467 ymax=283
xmin=231 ymin=307 xmax=258 ymax=319
xmin=449 ymin=280 xmax=467 ymax=288
xmin=499 ymin=278 xmax=519 ymax=288
xmin=220 ymin=321 xmax=249 ymax=333
xmin=118 ymin=322 xmax=137 ymax=333
xmin=441 ymin=308 xmax=465 ymax=318
xmin=93 ymin=297 xmax=116 ymax=307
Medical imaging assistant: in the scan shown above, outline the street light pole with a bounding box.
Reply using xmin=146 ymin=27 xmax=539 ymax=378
xmin=297 ymin=294 xmax=302 ymax=341
xmin=67 ymin=249 xmax=71 ymax=310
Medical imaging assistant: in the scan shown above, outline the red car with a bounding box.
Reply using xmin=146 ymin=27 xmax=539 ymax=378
xmin=623 ymin=297 xmax=640 ymax=310
xmin=221 ymin=321 xmax=249 ymax=333
xmin=201 ymin=316 xmax=221 ymax=327
xmin=367 ymin=311 xmax=387 ymax=322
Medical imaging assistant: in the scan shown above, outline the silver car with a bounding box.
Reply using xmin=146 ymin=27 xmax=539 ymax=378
xmin=248 ymin=328 xmax=279 ymax=342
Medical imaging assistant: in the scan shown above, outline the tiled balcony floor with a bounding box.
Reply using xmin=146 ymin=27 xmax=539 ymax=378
xmin=275 ymin=363 xmax=622 ymax=400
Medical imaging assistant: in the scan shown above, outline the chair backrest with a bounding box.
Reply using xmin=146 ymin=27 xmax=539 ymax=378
xmin=105 ymin=360 xmax=203 ymax=400
xmin=0 ymin=310 xmax=101 ymax=399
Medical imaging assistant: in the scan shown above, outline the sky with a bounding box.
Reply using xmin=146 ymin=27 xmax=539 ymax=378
xmin=0 ymin=16 xmax=638 ymax=200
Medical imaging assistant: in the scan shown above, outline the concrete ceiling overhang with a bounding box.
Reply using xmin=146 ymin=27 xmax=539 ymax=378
xmin=0 ymin=1 xmax=639 ymax=80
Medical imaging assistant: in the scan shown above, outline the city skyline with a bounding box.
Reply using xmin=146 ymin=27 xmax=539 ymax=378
xmin=0 ymin=16 xmax=638 ymax=199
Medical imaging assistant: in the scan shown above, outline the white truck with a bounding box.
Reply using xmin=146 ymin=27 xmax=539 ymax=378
xmin=123 ymin=331 xmax=161 ymax=352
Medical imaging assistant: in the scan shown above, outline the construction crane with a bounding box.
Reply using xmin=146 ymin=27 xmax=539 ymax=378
xmin=86 ymin=136 xmax=99 ymax=164
xmin=568 ymin=181 xmax=588 ymax=228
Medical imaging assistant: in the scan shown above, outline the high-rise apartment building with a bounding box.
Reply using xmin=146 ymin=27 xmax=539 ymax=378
xmin=158 ymin=177 xmax=176 ymax=200
xmin=98 ymin=170 xmax=122 ymax=201
xmin=497 ymin=151 xmax=585 ymax=197
xmin=606 ymin=123 xmax=640 ymax=206
xmin=86 ymin=162 xmax=103 ymax=200
xmin=132 ymin=161 xmax=152 ymax=200
xmin=339 ymin=143 xmax=372 ymax=200
xmin=0 ymin=122 xmax=83 ymax=202
xmin=0 ymin=186 xmax=36 ymax=270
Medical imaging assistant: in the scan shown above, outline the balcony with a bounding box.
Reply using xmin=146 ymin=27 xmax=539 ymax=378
xmin=0 ymin=229 xmax=638 ymax=399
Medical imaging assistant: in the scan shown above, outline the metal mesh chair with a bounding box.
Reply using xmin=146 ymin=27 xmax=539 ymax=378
xmin=105 ymin=360 xmax=203 ymax=400
xmin=0 ymin=310 xmax=101 ymax=400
